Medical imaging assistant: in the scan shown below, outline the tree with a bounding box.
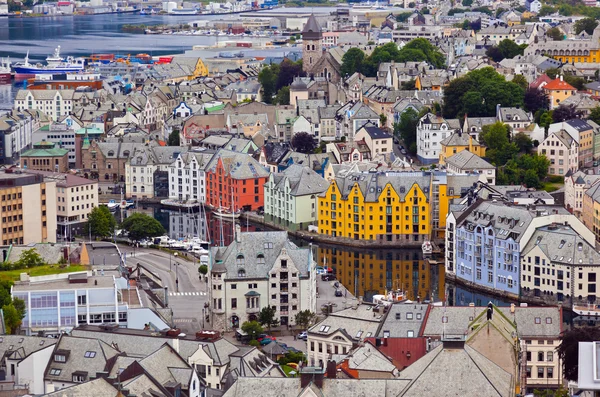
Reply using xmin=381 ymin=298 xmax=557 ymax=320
xmin=462 ymin=0 xmax=472 ymax=6
xmin=275 ymin=86 xmax=290 ymax=105
xmin=558 ymin=327 xmax=600 ymax=381
xmin=258 ymin=306 xmax=279 ymax=333
xmin=524 ymin=87 xmax=550 ymax=113
xmin=291 ymin=132 xmax=317 ymax=154
xmin=241 ymin=320 xmax=264 ymax=341
xmin=486 ymin=39 xmax=527 ymax=62
xmin=461 ymin=19 xmax=470 ymax=30
xmin=480 ymin=122 xmax=511 ymax=165
xmin=546 ymin=27 xmax=564 ymax=41
xmin=379 ymin=114 xmax=388 ymax=127
xmin=167 ymin=129 xmax=180 ymax=146
xmin=340 ymin=47 xmax=366 ymax=78
xmin=276 ymin=59 xmax=303 ymax=91
xmin=552 ymin=104 xmax=584 ymax=123
xmin=533 ymin=387 xmax=570 ymax=397
xmin=120 ymin=213 xmax=165 ymax=242
xmin=295 ymin=310 xmax=316 ymax=330
xmin=16 ymin=249 xmax=45 ymax=268
xmin=575 ymin=17 xmax=598 ymax=35
xmin=258 ymin=65 xmax=278 ymax=104
xmin=396 ymin=12 xmax=412 ymax=22
xmin=401 ymin=79 xmax=416 ymax=90
xmin=394 ymin=107 xmax=420 ymax=153
xmin=3 ymin=303 xmax=23 ymax=335
xmin=12 ymin=297 xmax=26 ymax=321
xmin=87 ymin=206 xmax=117 ymax=239
xmin=588 ymin=106 xmax=600 ymax=125
xmin=198 ymin=264 xmax=208 ymax=276
xmin=514 ymin=132 xmax=534 ymax=154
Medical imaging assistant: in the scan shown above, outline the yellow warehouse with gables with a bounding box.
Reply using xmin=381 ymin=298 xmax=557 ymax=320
xmin=318 ymin=171 xmax=480 ymax=243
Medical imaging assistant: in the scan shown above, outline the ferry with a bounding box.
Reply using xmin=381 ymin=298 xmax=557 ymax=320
xmin=13 ymin=47 xmax=85 ymax=76
xmin=168 ymin=7 xmax=198 ymax=15
xmin=0 ymin=57 xmax=10 ymax=83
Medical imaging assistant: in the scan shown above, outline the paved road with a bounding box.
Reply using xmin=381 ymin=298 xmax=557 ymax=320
xmin=118 ymin=245 xmax=209 ymax=334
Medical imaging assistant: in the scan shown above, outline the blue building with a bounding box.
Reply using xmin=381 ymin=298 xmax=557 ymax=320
xmin=446 ymin=200 xmax=573 ymax=296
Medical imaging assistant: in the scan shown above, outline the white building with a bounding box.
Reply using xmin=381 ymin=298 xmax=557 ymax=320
xmin=264 ymin=164 xmax=327 ymax=231
xmin=0 ymin=110 xmax=37 ymax=164
xmin=168 ymin=150 xmax=215 ymax=203
xmin=14 ymin=90 xmax=75 ymax=122
xmin=209 ymin=229 xmax=316 ymax=332
xmin=538 ymin=129 xmax=579 ymax=176
xmin=416 ymin=113 xmax=461 ymax=165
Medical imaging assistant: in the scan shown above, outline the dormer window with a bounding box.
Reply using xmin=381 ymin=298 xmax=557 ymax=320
xmin=257 ymin=254 xmax=265 ymax=265
xmin=72 ymin=371 xmax=87 ymax=383
xmin=54 ymin=354 xmax=66 ymax=362
xmin=238 ymin=269 xmax=246 ymax=278
xmin=236 ymin=255 xmax=244 ymax=266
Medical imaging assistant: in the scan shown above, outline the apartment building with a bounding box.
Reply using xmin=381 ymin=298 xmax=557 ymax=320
xmin=209 ymin=230 xmax=316 ymax=332
xmin=0 ymin=169 xmax=56 ymax=245
xmin=168 ymin=150 xmax=215 ymax=203
xmin=564 ymin=170 xmax=600 ymax=218
xmin=204 ymin=149 xmax=269 ymax=212
xmin=264 ymin=164 xmax=327 ymax=231
xmin=0 ymin=110 xmax=37 ymax=165
xmin=446 ymin=200 xmax=590 ymax=296
xmin=538 ymin=129 xmax=579 ymax=176
xmin=354 ymin=125 xmax=393 ymax=158
xmin=548 ymin=119 xmax=595 ymax=168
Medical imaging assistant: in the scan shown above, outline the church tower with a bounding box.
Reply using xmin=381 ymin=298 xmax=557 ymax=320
xmin=302 ymin=14 xmax=322 ymax=75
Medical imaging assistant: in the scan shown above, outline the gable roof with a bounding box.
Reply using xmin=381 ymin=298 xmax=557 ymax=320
xmin=544 ymin=77 xmax=576 ymax=91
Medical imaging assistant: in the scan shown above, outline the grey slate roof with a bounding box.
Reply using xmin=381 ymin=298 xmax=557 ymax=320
xmin=377 ymin=302 xmax=428 ymax=338
xmin=399 ymin=344 xmax=513 ymax=397
xmin=0 ymin=335 xmax=55 ymax=361
xmin=271 ymin=164 xmax=327 ymax=197
xmin=210 ymin=231 xmax=311 ymax=280
xmin=440 ymin=132 xmax=483 ymax=148
xmin=205 ymin=149 xmax=269 ymax=180
xmin=309 ymin=304 xmax=382 ymax=340
xmin=44 ymin=377 xmax=118 ymax=396
xmin=445 ymin=151 xmax=494 ymax=171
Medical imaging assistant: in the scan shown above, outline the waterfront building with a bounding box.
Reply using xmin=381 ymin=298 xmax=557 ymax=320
xmin=537 ymin=129 xmax=579 ymax=176
xmin=446 ymin=200 xmax=590 ymax=296
xmin=204 ymin=149 xmax=269 ymax=212
xmin=20 ymin=141 xmax=69 ymax=173
xmin=0 ymin=169 xmax=56 ymax=245
xmin=416 ymin=113 xmax=461 ymax=165
xmin=0 ymin=110 xmax=37 ymax=165
xmin=521 ymin=224 xmax=600 ymax=305
xmin=264 ymin=164 xmax=327 ymax=231
xmin=124 ymin=145 xmax=187 ymax=199
xmin=168 ymin=150 xmax=215 ymax=203
xmin=548 ymin=119 xmax=595 ymax=169
xmin=209 ymin=230 xmax=316 ymax=331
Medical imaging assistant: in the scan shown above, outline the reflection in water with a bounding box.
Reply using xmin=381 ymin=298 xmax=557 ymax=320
xmin=446 ymin=283 xmax=512 ymax=307
xmin=317 ymin=246 xmax=444 ymax=304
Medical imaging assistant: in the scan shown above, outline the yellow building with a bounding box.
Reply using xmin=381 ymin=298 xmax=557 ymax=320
xmin=318 ymin=247 xmax=444 ymax=302
xmin=439 ymin=132 xmax=486 ymax=164
xmin=193 ymin=58 xmax=209 ymax=78
xmin=415 ymin=75 xmax=445 ymax=91
xmin=543 ymin=76 xmax=577 ymax=109
xmin=317 ymin=171 xmax=480 ymax=242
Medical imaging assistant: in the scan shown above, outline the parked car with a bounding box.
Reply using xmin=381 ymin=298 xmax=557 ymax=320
xmin=260 ymin=337 xmax=274 ymax=345
xmin=297 ymin=331 xmax=308 ymax=340
xmin=257 ymin=334 xmax=276 ymax=342
xmin=595 ymin=161 xmax=599 ymax=167
xmin=321 ymin=274 xmax=336 ymax=281
xmin=400 ymin=149 xmax=408 ymax=155
xmin=333 ymin=281 xmax=340 ymax=288
xmin=335 ymin=289 xmax=343 ymax=297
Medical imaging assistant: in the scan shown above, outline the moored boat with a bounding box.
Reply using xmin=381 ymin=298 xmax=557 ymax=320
xmin=13 ymin=47 xmax=85 ymax=76
xmin=0 ymin=57 xmax=10 ymax=83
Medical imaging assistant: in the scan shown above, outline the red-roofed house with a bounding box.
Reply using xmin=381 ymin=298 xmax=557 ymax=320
xmin=364 ymin=337 xmax=428 ymax=370
xmin=543 ymin=76 xmax=577 ymax=109
xmin=529 ymin=74 xmax=551 ymax=90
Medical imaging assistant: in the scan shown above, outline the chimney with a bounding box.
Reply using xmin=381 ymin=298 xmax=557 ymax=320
xmin=383 ymin=337 xmax=388 ymax=347
xmin=326 ymin=360 xmax=337 ymax=379
xmin=441 ymin=335 xmax=465 ymax=350
xmin=300 ymin=367 xmax=326 ymax=389
xmin=173 ymin=338 xmax=180 ymax=353
xmin=235 ymin=224 xmax=241 ymax=243
xmin=560 ymin=74 xmax=563 ymax=81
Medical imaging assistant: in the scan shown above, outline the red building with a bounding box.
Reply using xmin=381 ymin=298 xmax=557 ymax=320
xmin=205 ymin=149 xmax=269 ymax=212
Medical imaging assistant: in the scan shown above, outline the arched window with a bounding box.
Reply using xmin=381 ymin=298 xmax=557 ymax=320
xmin=133 ymin=186 xmax=137 ymax=192
xmin=141 ymin=186 xmax=145 ymax=193
xmin=133 ymin=177 xmax=136 ymax=183
xmin=108 ymin=150 xmax=115 ymax=157
xmin=236 ymin=255 xmax=245 ymax=266
xmin=238 ymin=269 xmax=246 ymax=277
xmin=257 ymin=254 xmax=265 ymax=265
xmin=123 ymin=150 xmax=130 ymax=157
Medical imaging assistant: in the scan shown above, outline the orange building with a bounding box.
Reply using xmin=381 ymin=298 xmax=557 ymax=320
xmin=543 ymin=76 xmax=577 ymax=109
xmin=205 ymin=149 xmax=270 ymax=212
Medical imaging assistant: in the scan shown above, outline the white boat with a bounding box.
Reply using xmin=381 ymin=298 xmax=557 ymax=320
xmin=422 ymin=240 xmax=433 ymax=255
xmin=13 ymin=47 xmax=86 ymax=75
xmin=103 ymin=199 xmax=120 ymax=212
xmin=573 ymin=303 xmax=600 ymax=316
xmin=212 ymin=207 xmax=240 ymax=221
xmin=0 ymin=57 xmax=10 ymax=83
xmin=168 ymin=7 xmax=198 ymax=15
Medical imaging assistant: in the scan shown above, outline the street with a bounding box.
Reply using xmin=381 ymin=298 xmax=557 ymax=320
xmin=118 ymin=244 xmax=209 ymax=334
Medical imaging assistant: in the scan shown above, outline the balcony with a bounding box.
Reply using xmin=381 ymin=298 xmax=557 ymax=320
xmin=246 ymin=307 xmax=259 ymax=314
xmin=213 ymin=306 xmax=225 ymax=314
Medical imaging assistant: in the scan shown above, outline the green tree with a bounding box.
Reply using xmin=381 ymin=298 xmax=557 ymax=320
xmin=546 ymin=27 xmax=564 ymax=41
xmin=275 ymin=86 xmax=290 ymax=105
xmin=3 ymin=304 xmax=22 ymax=334
xmin=241 ymin=320 xmax=264 ymax=341
xmin=396 ymin=11 xmax=413 ymax=22
xmin=574 ymin=17 xmax=598 ymax=35
xmin=340 ymin=47 xmax=365 ymax=78
xmin=557 ymin=327 xmax=600 ymax=381
xmin=523 ymin=168 xmax=540 ymax=188
xmin=294 ymin=310 xmax=316 ymax=330
xmin=198 ymin=264 xmax=208 ymax=276
xmin=87 ymin=206 xmax=117 ymax=239
xmin=480 ymin=122 xmax=511 ymax=165
xmin=486 ymin=39 xmax=527 ymax=62
xmin=120 ymin=213 xmax=165 ymax=242
xmin=379 ymin=114 xmax=388 ymax=126
xmin=394 ymin=107 xmax=420 ymax=153
xmin=16 ymin=249 xmax=45 ymax=268
xmin=401 ymin=79 xmax=416 ymax=90
xmin=258 ymin=65 xmax=278 ymax=104
xmin=258 ymin=306 xmax=279 ymax=333
xmin=514 ymin=132 xmax=534 ymax=154
xmin=167 ymin=129 xmax=180 ymax=146
xmin=538 ymin=5 xmax=556 ymax=16
xmin=462 ymin=0 xmax=472 ymax=5
xmin=588 ymin=106 xmax=600 ymax=125
xmin=512 ymin=74 xmax=528 ymax=90
xmin=12 ymin=297 xmax=26 ymax=321
xmin=276 ymin=59 xmax=303 ymax=91
xmin=524 ymin=87 xmax=550 ymax=113
xmin=461 ymin=19 xmax=470 ymax=30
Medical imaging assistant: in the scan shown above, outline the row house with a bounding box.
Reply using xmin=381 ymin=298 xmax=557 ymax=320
xmin=416 ymin=113 xmax=461 ymax=165
xmin=168 ymin=150 xmax=215 ymax=203
xmin=538 ymin=129 xmax=579 ymax=176
xmin=548 ymin=119 xmax=595 ymax=169
xmin=204 ymin=149 xmax=270 ymax=212
xmin=565 ymin=170 xmax=600 ymax=218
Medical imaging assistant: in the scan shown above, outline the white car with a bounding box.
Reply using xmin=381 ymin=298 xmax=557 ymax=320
xmin=297 ymin=331 xmax=308 ymax=340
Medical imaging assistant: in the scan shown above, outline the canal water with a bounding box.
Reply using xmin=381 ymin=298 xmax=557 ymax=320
xmin=114 ymin=204 xmax=513 ymax=307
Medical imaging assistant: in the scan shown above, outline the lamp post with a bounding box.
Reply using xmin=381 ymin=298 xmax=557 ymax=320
xmin=175 ymin=262 xmax=180 ymax=293
xmin=170 ymin=251 xmax=178 ymax=272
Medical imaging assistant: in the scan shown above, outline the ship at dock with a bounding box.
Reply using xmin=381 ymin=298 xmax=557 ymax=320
xmin=0 ymin=58 xmax=10 ymax=83
xmin=12 ymin=46 xmax=86 ymax=76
